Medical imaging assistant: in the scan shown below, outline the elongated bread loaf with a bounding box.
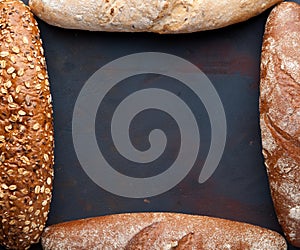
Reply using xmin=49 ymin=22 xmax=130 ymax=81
xmin=0 ymin=0 xmax=54 ymax=249
xmin=260 ymin=2 xmax=300 ymax=248
xmin=41 ymin=213 xmax=287 ymax=249
xmin=29 ymin=0 xmax=282 ymax=33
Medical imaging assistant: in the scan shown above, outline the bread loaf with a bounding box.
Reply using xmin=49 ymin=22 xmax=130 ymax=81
xmin=41 ymin=213 xmax=287 ymax=249
xmin=0 ymin=0 xmax=54 ymax=249
xmin=260 ymin=1 xmax=300 ymax=247
xmin=29 ymin=0 xmax=282 ymax=33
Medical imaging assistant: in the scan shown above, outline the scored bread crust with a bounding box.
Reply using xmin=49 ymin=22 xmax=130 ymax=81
xmin=29 ymin=0 xmax=282 ymax=33
xmin=260 ymin=1 xmax=300 ymax=247
xmin=41 ymin=213 xmax=287 ymax=250
xmin=0 ymin=0 xmax=54 ymax=249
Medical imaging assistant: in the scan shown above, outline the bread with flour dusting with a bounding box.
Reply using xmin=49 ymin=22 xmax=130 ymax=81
xmin=29 ymin=0 xmax=282 ymax=33
xmin=260 ymin=1 xmax=300 ymax=247
xmin=41 ymin=213 xmax=286 ymax=249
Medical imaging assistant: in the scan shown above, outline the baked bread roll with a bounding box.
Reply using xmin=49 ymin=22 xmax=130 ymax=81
xmin=41 ymin=213 xmax=287 ymax=249
xmin=0 ymin=0 xmax=54 ymax=249
xmin=260 ymin=1 xmax=300 ymax=248
xmin=29 ymin=0 xmax=282 ymax=33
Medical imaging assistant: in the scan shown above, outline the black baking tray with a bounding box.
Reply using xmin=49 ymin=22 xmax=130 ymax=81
xmin=1 ymin=1 xmax=299 ymax=249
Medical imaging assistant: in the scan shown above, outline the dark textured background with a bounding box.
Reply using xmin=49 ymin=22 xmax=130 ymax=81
xmin=1 ymin=1 xmax=299 ymax=249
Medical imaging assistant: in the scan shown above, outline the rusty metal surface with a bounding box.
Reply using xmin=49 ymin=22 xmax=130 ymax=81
xmin=1 ymin=1 xmax=299 ymax=249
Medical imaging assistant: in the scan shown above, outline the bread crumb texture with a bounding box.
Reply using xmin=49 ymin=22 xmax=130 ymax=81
xmin=260 ymin=2 xmax=300 ymax=247
xmin=0 ymin=0 xmax=54 ymax=249
xmin=29 ymin=0 xmax=282 ymax=33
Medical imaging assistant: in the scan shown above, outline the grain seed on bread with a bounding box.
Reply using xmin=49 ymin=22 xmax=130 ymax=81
xmin=0 ymin=0 xmax=54 ymax=249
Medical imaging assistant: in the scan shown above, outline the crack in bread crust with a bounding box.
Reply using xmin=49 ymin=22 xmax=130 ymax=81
xmin=41 ymin=213 xmax=286 ymax=249
xmin=260 ymin=2 xmax=300 ymax=247
xmin=29 ymin=0 xmax=282 ymax=33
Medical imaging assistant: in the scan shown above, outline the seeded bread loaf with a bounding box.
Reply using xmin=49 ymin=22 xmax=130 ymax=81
xmin=41 ymin=213 xmax=287 ymax=249
xmin=0 ymin=0 xmax=54 ymax=249
xmin=29 ymin=0 xmax=282 ymax=33
xmin=260 ymin=1 xmax=300 ymax=248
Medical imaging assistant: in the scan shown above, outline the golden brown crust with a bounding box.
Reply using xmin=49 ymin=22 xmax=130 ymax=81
xmin=0 ymin=0 xmax=54 ymax=249
xmin=41 ymin=213 xmax=287 ymax=250
xmin=174 ymin=232 xmax=203 ymax=250
xmin=260 ymin=1 xmax=300 ymax=247
xmin=29 ymin=0 xmax=282 ymax=34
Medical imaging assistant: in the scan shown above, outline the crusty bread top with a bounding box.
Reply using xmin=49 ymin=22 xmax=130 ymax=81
xmin=29 ymin=0 xmax=282 ymax=33
xmin=42 ymin=213 xmax=287 ymax=250
xmin=0 ymin=0 xmax=54 ymax=249
xmin=260 ymin=1 xmax=300 ymax=247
